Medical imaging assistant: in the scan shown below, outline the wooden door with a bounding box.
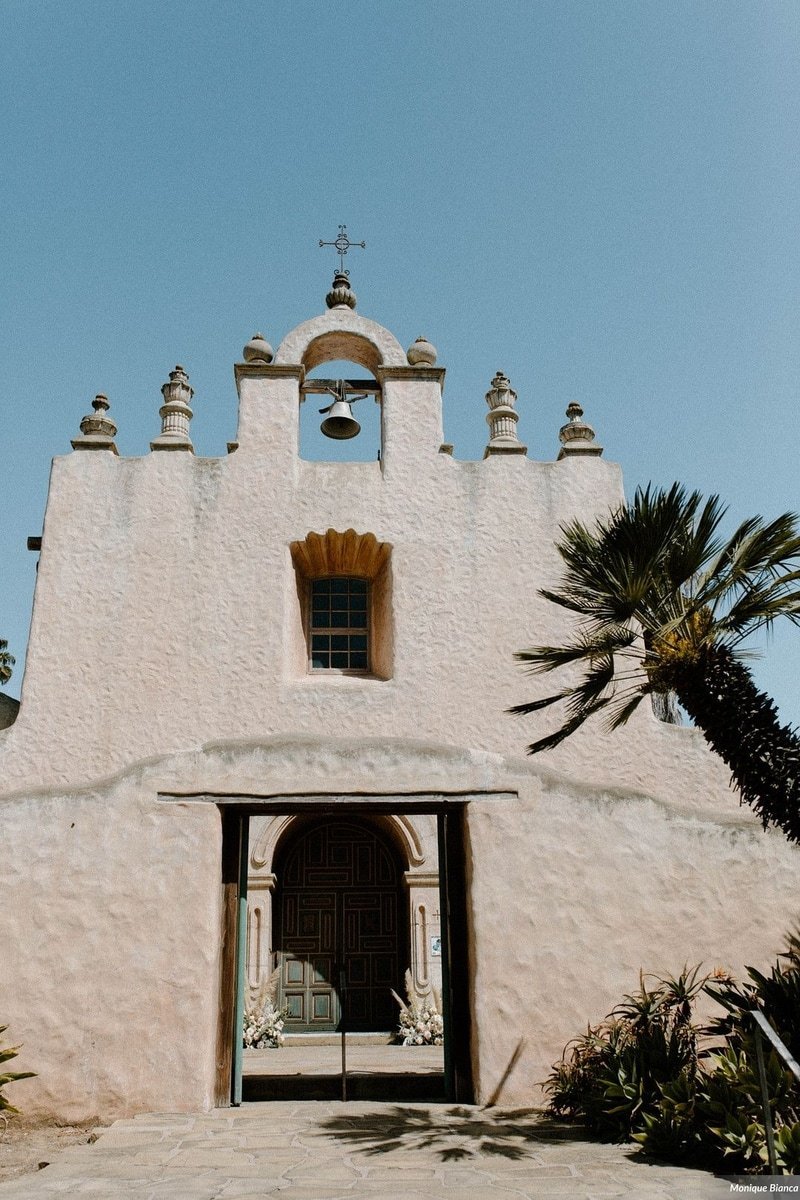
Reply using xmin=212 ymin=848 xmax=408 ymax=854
xmin=276 ymin=820 xmax=403 ymax=1032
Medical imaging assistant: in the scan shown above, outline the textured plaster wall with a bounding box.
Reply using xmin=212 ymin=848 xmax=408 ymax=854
xmin=0 ymin=736 xmax=501 ymax=1118
xmin=1 ymin=737 xmax=795 ymax=1119
xmin=1 ymin=307 xmax=796 ymax=1119
xmin=1 ymin=775 xmax=221 ymax=1121
xmin=1 ymin=407 xmax=731 ymax=808
xmin=465 ymin=780 xmax=800 ymax=1105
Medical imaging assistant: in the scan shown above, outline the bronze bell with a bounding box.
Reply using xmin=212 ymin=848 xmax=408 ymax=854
xmin=319 ymin=398 xmax=361 ymax=440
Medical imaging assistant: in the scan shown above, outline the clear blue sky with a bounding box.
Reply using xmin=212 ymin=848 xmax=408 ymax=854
xmin=1 ymin=1 xmax=798 ymax=726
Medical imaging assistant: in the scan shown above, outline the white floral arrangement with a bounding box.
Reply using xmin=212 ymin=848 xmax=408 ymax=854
xmin=243 ymin=967 xmax=289 ymax=1049
xmin=392 ymin=970 xmax=444 ymax=1046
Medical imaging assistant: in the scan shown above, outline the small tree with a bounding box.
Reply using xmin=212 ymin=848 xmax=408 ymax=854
xmin=0 ymin=639 xmax=13 ymax=686
xmin=512 ymin=484 xmax=800 ymax=842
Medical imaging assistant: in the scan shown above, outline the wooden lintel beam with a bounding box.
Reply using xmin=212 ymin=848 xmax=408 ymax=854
xmin=301 ymin=379 xmax=381 ymax=394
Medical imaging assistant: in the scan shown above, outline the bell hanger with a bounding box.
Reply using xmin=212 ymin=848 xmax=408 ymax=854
xmin=318 ymin=381 xmax=367 ymax=440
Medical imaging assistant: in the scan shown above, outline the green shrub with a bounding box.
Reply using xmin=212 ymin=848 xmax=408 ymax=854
xmin=0 ymin=1025 xmax=35 ymax=1115
xmin=544 ymin=935 xmax=800 ymax=1175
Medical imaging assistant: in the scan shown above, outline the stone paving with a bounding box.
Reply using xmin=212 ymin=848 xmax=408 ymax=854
xmin=0 ymin=1102 xmax=733 ymax=1199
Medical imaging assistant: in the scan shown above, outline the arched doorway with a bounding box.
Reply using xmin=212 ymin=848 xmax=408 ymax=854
xmin=273 ymin=817 xmax=408 ymax=1032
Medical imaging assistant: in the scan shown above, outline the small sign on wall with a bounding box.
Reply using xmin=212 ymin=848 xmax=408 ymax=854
xmin=431 ymin=935 xmax=441 ymax=957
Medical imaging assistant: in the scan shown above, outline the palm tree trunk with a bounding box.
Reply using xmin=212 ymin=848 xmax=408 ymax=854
xmin=671 ymin=646 xmax=800 ymax=843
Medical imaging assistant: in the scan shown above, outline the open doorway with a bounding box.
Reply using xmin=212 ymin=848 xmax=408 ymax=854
xmin=217 ymin=800 xmax=472 ymax=1105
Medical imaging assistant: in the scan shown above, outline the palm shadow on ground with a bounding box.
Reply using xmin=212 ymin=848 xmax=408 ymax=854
xmin=316 ymin=1105 xmax=604 ymax=1162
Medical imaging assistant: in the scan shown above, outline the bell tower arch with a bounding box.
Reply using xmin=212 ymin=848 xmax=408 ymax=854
xmin=233 ymin=273 xmax=445 ymax=472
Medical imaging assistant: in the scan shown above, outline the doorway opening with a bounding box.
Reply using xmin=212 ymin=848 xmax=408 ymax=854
xmin=217 ymin=800 xmax=472 ymax=1105
xmin=273 ymin=816 xmax=407 ymax=1033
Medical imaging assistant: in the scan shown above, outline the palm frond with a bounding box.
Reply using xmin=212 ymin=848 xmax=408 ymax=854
xmin=699 ymin=506 xmax=797 ymax=574
xmin=718 ymin=585 xmax=800 ymax=643
xmin=518 ymin=660 xmax=621 ymax=754
xmin=606 ymin=692 xmax=645 ymax=730
xmin=538 ymin=588 xmax=599 ymax=616
xmin=525 ymin=703 xmax=609 ymax=754
xmin=564 ymin=655 xmax=616 ymax=717
xmin=509 ymin=689 xmax=576 ymax=717
xmin=715 ymin=512 xmax=800 ymax=580
xmin=515 ymin=625 xmax=638 ymax=676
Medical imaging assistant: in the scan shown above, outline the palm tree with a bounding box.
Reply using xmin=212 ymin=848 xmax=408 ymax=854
xmin=511 ymin=484 xmax=800 ymax=842
xmin=0 ymin=639 xmax=12 ymax=686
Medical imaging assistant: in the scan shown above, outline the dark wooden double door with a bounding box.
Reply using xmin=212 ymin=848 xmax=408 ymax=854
xmin=275 ymin=819 xmax=404 ymax=1032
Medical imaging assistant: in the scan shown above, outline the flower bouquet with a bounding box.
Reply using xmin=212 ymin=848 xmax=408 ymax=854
xmin=392 ymin=970 xmax=444 ymax=1046
xmin=243 ymin=967 xmax=290 ymax=1049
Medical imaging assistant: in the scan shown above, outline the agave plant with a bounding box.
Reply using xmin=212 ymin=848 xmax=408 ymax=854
xmin=512 ymin=484 xmax=800 ymax=841
xmin=0 ymin=1026 xmax=35 ymax=1115
xmin=546 ymin=942 xmax=800 ymax=1173
xmin=545 ymin=968 xmax=707 ymax=1143
xmin=705 ymin=930 xmax=800 ymax=1066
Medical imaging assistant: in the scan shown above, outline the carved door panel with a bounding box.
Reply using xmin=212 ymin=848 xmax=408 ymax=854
xmin=279 ymin=887 xmax=338 ymax=1027
xmin=277 ymin=820 xmax=402 ymax=1032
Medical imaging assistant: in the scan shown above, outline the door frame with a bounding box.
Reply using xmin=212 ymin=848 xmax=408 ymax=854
xmin=204 ymin=791 xmax=505 ymax=1106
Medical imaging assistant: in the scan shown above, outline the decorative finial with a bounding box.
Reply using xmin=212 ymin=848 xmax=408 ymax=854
xmin=150 ymin=365 xmax=194 ymax=452
xmin=71 ymin=393 xmax=118 ymax=454
xmin=406 ymin=335 xmax=437 ymax=366
xmin=319 ymin=224 xmax=366 ymax=272
xmin=557 ymin=401 xmax=603 ymax=460
xmin=243 ymin=332 xmax=274 ymax=363
xmin=320 ymin=225 xmax=364 ymax=309
xmin=326 ymin=271 xmax=357 ymax=310
xmin=483 ymin=371 xmax=527 ymax=458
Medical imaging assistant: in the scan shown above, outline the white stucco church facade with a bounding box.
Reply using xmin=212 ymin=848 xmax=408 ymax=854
xmin=1 ymin=270 xmax=797 ymax=1121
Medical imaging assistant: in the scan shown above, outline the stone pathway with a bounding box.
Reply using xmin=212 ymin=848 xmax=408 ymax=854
xmin=0 ymin=1102 xmax=732 ymax=1198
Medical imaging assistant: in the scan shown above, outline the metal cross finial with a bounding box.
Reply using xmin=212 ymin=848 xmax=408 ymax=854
xmin=319 ymin=224 xmax=366 ymax=272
